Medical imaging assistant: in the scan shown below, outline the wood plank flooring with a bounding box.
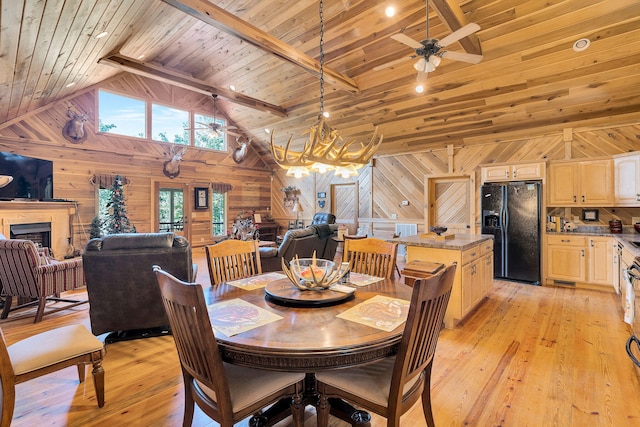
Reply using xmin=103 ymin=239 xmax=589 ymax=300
xmin=1 ymin=248 xmax=639 ymax=426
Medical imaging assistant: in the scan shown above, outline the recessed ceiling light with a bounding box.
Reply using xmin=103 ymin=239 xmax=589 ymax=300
xmin=264 ymin=128 xmax=270 ymax=134
xmin=94 ymin=31 xmax=108 ymax=39
xmin=137 ymin=54 xmax=145 ymax=59
xmin=573 ymin=38 xmax=590 ymax=52
xmin=385 ymin=6 xmax=396 ymax=17
xmin=66 ymin=82 xmax=75 ymax=88
xmin=229 ymin=85 xmax=236 ymax=91
xmin=415 ymin=84 xmax=424 ymax=93
xmin=322 ymin=111 xmax=330 ymax=118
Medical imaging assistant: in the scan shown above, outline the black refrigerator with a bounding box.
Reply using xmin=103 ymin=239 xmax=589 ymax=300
xmin=481 ymin=182 xmax=541 ymax=284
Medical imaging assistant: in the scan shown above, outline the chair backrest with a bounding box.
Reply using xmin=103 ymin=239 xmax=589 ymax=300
xmin=153 ymin=267 xmax=233 ymax=421
xmin=311 ymin=213 xmax=336 ymax=225
xmin=389 ymin=264 xmax=457 ymax=408
xmin=206 ymin=239 xmax=262 ymax=286
xmin=343 ymin=237 xmax=398 ymax=279
xmin=0 ymin=239 xmax=42 ymax=298
xmin=0 ymin=328 xmax=16 ymax=427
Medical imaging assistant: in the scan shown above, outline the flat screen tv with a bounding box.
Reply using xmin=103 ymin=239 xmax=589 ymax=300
xmin=0 ymin=151 xmax=53 ymax=201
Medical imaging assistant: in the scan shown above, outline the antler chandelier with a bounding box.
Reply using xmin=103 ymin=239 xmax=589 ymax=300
xmin=269 ymin=0 xmax=382 ymax=178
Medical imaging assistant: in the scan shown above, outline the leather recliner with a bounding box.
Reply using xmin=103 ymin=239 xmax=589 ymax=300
xmin=82 ymin=232 xmax=196 ymax=342
xmin=311 ymin=213 xmax=336 ymax=225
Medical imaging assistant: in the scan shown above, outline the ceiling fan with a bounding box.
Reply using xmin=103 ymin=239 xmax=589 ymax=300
xmin=186 ymin=94 xmax=241 ymax=137
xmin=374 ymin=0 xmax=483 ymax=83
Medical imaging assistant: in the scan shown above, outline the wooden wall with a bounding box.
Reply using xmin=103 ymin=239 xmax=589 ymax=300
xmin=0 ymin=74 xmax=272 ymax=250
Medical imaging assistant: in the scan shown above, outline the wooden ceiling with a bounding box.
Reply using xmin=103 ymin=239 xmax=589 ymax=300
xmin=2 ymin=0 xmax=640 ymax=163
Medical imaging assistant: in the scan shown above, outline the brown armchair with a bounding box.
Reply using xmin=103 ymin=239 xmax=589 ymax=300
xmin=0 ymin=239 xmax=86 ymax=323
xmin=82 ymin=232 xmax=196 ymax=343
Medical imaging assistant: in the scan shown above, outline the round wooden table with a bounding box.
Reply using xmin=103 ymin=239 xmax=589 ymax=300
xmin=204 ymin=276 xmax=412 ymax=372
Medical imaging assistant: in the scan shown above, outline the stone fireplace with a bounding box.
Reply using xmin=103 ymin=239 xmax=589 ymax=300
xmin=0 ymin=201 xmax=76 ymax=259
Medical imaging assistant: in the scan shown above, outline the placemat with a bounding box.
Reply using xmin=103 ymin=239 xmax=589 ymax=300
xmin=208 ymin=298 xmax=283 ymax=337
xmin=226 ymin=272 xmax=287 ymax=290
xmin=337 ymin=295 xmax=410 ymax=332
xmin=348 ymin=272 xmax=384 ymax=287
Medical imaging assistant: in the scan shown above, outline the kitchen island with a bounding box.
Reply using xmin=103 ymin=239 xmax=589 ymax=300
xmin=391 ymin=233 xmax=494 ymax=328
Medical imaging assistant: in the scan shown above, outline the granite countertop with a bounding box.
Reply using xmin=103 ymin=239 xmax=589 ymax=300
xmin=547 ymin=230 xmax=640 ymax=256
xmin=389 ymin=233 xmax=493 ymax=250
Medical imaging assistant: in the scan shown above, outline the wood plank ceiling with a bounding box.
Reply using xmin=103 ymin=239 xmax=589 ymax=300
xmin=1 ymin=0 xmax=639 ymax=165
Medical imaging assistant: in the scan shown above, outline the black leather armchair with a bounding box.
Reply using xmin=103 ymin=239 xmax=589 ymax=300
xmin=82 ymin=232 xmax=196 ymax=342
xmin=311 ymin=213 xmax=336 ymax=225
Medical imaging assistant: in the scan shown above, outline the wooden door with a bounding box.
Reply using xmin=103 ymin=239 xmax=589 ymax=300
xmin=154 ymin=181 xmax=190 ymax=241
xmin=331 ymin=183 xmax=358 ymax=234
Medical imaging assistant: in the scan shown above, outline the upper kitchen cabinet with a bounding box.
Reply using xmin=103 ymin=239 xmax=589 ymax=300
xmin=614 ymin=152 xmax=640 ymax=206
xmin=547 ymin=159 xmax=614 ymax=206
xmin=481 ymin=162 xmax=545 ymax=183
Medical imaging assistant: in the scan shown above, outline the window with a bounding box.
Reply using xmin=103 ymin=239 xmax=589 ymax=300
xmin=152 ymin=103 xmax=190 ymax=144
xmin=211 ymin=191 xmax=226 ymax=236
xmin=194 ymin=113 xmax=226 ymax=151
xmin=159 ymin=188 xmax=184 ymax=232
xmin=97 ymin=188 xmax=110 ymax=235
xmin=98 ymin=90 xmax=146 ymax=138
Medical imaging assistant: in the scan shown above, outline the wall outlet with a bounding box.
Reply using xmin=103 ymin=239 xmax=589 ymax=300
xmin=633 ymin=217 xmax=640 ymax=225
xmin=391 ymin=213 xmax=397 ymax=219
xmin=401 ymin=200 xmax=409 ymax=206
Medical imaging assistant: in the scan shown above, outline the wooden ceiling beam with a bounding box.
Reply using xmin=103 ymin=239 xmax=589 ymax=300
xmin=98 ymin=53 xmax=287 ymax=117
xmin=430 ymin=0 xmax=483 ymax=55
xmin=160 ymin=0 xmax=360 ymax=94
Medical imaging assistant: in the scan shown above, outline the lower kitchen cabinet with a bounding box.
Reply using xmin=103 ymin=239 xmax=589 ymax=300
xmin=406 ymin=238 xmax=494 ymax=328
xmin=546 ymin=234 xmax=613 ymax=289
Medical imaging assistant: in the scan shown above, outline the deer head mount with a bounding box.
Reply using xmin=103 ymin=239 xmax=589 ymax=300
xmin=62 ymin=105 xmax=88 ymax=144
xmin=163 ymin=145 xmax=187 ymax=179
xmin=232 ymin=136 xmax=251 ymax=164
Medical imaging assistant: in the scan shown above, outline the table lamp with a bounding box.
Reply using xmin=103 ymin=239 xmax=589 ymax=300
xmin=292 ymin=202 xmax=303 ymax=224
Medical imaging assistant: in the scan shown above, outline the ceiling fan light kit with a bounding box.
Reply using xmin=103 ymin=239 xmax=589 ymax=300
xmin=270 ymin=0 xmax=382 ymax=178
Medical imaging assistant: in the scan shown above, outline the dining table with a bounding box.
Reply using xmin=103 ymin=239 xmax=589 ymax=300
xmin=203 ymin=272 xmax=414 ymax=426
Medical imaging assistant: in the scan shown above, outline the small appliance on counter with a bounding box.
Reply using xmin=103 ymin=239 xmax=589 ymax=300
xmin=610 ymin=219 xmax=623 ymax=234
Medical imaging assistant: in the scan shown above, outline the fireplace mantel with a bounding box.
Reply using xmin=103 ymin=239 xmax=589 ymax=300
xmin=0 ymin=201 xmax=77 ymax=259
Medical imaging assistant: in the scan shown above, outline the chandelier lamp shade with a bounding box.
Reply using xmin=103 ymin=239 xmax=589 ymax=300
xmin=0 ymin=175 xmax=13 ymax=188
xmin=269 ymin=0 xmax=382 ymax=179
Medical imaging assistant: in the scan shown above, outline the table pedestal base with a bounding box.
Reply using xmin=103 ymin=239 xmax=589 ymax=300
xmin=248 ymin=373 xmax=372 ymax=427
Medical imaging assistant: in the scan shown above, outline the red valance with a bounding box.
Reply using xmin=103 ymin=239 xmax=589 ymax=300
xmin=90 ymin=174 xmax=131 ymax=188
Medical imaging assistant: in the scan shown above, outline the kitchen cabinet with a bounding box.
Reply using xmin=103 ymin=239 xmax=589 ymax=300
xmin=406 ymin=238 xmax=493 ymax=328
xmin=481 ymin=162 xmax=544 ymax=183
xmin=547 ymin=159 xmax=614 ymax=206
xmin=614 ymin=152 xmax=640 ymax=206
xmin=546 ymin=234 xmax=613 ymax=289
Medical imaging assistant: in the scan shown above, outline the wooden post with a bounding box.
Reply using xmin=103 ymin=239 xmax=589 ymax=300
xmin=447 ymin=144 xmax=454 ymax=173
xmin=563 ymin=128 xmax=573 ymax=159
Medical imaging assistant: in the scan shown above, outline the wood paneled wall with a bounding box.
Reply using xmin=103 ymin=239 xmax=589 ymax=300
xmin=0 ymin=74 xmax=272 ymax=250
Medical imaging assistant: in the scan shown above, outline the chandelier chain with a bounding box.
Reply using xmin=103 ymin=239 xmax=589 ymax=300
xmin=319 ymin=0 xmax=325 ymax=115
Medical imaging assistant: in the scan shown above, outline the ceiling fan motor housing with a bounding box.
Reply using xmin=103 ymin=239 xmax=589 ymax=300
xmin=416 ymin=39 xmax=441 ymax=57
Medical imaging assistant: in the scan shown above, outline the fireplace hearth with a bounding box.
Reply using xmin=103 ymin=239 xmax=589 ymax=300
xmin=10 ymin=222 xmax=52 ymax=248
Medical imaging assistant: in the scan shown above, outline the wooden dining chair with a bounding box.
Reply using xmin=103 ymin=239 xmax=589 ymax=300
xmin=206 ymin=239 xmax=262 ymax=286
xmin=0 ymin=324 xmax=106 ymax=426
xmin=343 ymin=237 xmax=398 ymax=279
xmin=153 ymin=266 xmax=305 ymax=427
xmin=315 ymin=263 xmax=457 ymax=427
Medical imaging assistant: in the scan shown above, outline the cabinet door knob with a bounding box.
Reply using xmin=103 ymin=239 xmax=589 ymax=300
xmin=582 ymin=195 xmax=585 ymax=202
xmin=505 ymin=171 xmax=509 ymax=178
xmin=581 ymin=249 xmax=585 ymax=257
xmin=573 ymin=195 xmax=577 ymax=202
xmin=513 ymin=171 xmax=517 ymax=178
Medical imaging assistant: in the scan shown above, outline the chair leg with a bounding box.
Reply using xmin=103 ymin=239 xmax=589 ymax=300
xmin=421 ymin=364 xmax=435 ymax=427
xmin=316 ymin=394 xmax=330 ymax=427
xmin=77 ymin=363 xmax=86 ymax=383
xmin=290 ymin=384 xmax=304 ymax=427
xmin=0 ymin=296 xmax=11 ymax=319
xmin=33 ymin=296 xmax=47 ymax=323
xmin=91 ymin=359 xmax=105 ymax=408
xmin=182 ymin=373 xmax=195 ymax=427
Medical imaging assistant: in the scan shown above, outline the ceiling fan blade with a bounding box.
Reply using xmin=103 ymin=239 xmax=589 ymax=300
xmin=441 ymin=50 xmax=483 ymax=64
xmin=373 ymin=56 xmax=414 ymax=71
xmin=437 ymin=23 xmax=481 ymax=48
xmin=391 ymin=33 xmax=423 ymax=49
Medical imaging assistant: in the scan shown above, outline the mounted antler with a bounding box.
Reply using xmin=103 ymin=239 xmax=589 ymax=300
xmin=62 ymin=105 xmax=88 ymax=144
xmin=163 ymin=145 xmax=187 ymax=178
xmin=270 ymin=117 xmax=382 ymax=168
xmin=232 ymin=136 xmax=251 ymax=163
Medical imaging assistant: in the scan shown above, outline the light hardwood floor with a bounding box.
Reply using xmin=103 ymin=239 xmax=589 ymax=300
xmin=1 ymin=248 xmax=639 ymax=426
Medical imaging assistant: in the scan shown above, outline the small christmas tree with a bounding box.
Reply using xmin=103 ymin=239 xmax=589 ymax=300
xmin=89 ymin=216 xmax=103 ymax=239
xmin=105 ymin=175 xmax=137 ymax=234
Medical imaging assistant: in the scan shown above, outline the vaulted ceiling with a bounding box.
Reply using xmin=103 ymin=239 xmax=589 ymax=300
xmin=2 ymin=0 xmax=639 ymax=164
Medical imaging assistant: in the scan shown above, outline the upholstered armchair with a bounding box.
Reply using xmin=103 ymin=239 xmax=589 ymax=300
xmin=82 ymin=232 xmax=196 ymax=342
xmin=311 ymin=213 xmax=336 ymax=225
xmin=0 ymin=239 xmax=86 ymax=323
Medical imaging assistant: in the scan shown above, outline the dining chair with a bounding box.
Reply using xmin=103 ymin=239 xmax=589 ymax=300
xmin=0 ymin=324 xmax=106 ymax=426
xmin=206 ymin=239 xmax=262 ymax=286
xmin=315 ymin=263 xmax=457 ymax=427
xmin=343 ymin=237 xmax=398 ymax=279
xmin=0 ymin=239 xmax=87 ymax=323
xmin=153 ymin=266 xmax=305 ymax=427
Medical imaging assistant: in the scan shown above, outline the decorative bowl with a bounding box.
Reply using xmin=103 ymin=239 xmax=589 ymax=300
xmin=634 ymin=223 xmax=640 ymax=233
xmin=282 ymin=254 xmax=349 ymax=291
xmin=430 ymin=226 xmax=448 ymax=236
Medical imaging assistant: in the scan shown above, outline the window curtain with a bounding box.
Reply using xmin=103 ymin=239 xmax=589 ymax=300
xmin=211 ymin=182 xmax=233 ymax=193
xmin=90 ymin=174 xmax=131 ymax=189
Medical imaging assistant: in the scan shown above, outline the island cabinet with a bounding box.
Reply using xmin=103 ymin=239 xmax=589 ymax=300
xmin=546 ymin=234 xmax=613 ymax=289
xmin=548 ymin=159 xmax=614 ymax=206
xmin=614 ymin=152 xmax=640 ymax=206
xmin=402 ymin=235 xmax=494 ymax=329
xmin=481 ymin=162 xmax=544 ymax=183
